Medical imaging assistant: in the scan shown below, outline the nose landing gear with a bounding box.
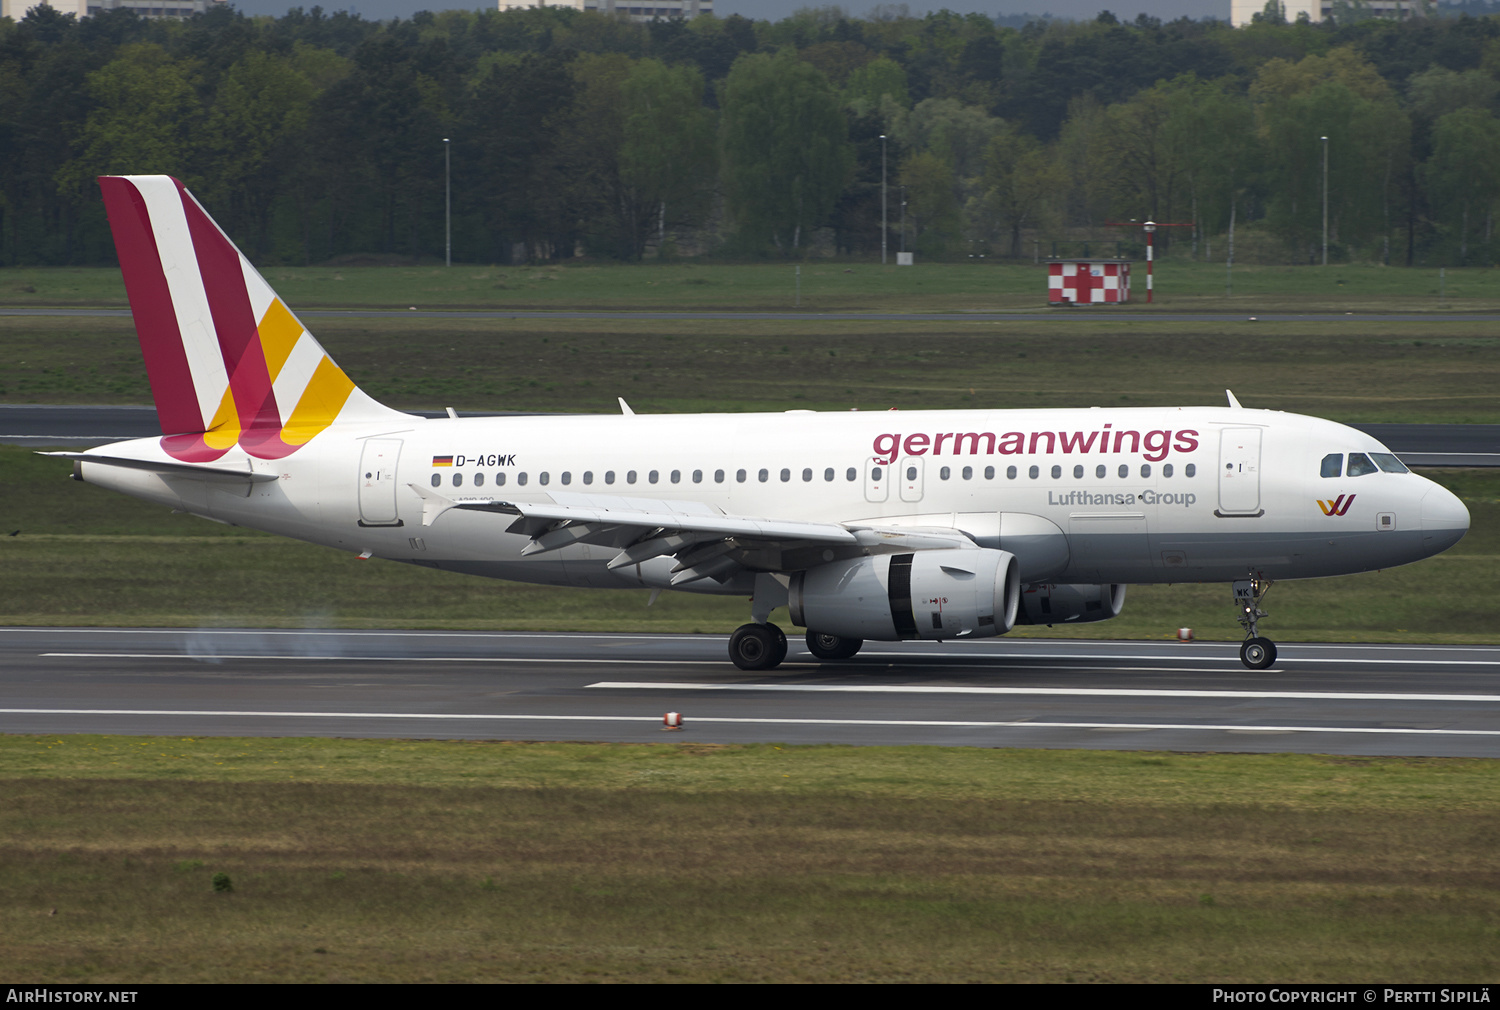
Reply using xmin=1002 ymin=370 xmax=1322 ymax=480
xmin=1233 ymin=576 xmax=1277 ymax=670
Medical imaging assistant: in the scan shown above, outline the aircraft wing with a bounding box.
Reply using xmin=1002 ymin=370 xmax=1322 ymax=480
xmin=407 ymin=484 xmax=970 ymax=585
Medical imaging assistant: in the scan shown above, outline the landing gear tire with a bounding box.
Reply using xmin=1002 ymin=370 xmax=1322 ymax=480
xmin=1232 ymin=576 xmax=1276 ymax=670
xmin=729 ymin=623 xmax=786 ymax=671
xmin=1240 ymin=637 xmax=1277 ymax=670
xmin=805 ymin=631 xmax=863 ymax=660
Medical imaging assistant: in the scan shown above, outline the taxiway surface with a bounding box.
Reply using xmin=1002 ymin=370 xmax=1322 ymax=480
xmin=4 ymin=628 xmax=1498 ymax=758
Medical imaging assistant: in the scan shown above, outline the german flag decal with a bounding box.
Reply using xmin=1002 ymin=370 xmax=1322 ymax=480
xmin=432 ymin=455 xmax=454 ymax=467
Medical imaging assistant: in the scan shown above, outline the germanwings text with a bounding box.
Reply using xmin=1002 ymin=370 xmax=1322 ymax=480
xmin=872 ymin=427 xmax=1200 ymax=464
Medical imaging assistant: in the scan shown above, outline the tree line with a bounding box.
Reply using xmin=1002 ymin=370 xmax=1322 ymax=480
xmin=3 ymin=3 xmax=1500 ymax=267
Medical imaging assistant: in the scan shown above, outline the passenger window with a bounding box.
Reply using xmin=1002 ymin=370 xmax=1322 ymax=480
xmin=560 ymin=472 xmax=570 ymax=485
xmin=1162 ymin=464 xmax=1173 ymax=478
xmin=497 ymin=472 xmax=506 ymax=486
xmin=824 ymin=468 xmax=834 ymax=482
xmin=1095 ymin=465 xmax=1106 ymax=479
xmin=604 ymin=471 xmax=614 ymax=485
xmin=1347 ymin=453 xmax=1378 ymax=477
xmin=1029 ymin=465 xmax=1039 ymax=479
xmin=430 ymin=474 xmax=441 ymax=487
xmin=1140 ymin=464 xmax=1150 ymax=478
xmin=693 ymin=469 xmax=703 ymax=483
xmin=518 ymin=473 xmax=528 ymax=486
xmin=759 ymin=469 xmax=769 ymax=482
xmin=940 ymin=466 xmax=951 ymax=480
xmin=1321 ymin=453 xmax=1343 ymax=478
xmin=475 ymin=473 xmax=485 ymax=487
xmin=583 ymin=471 xmax=593 ymax=485
xmin=846 ymin=468 xmax=857 ymax=481
xmin=871 ymin=467 xmax=883 ymax=481
xmin=1184 ymin=464 xmax=1196 ymax=477
xmin=802 ymin=468 xmax=812 ymax=482
xmin=539 ymin=472 xmax=549 ymax=485
xmin=1371 ymin=453 xmax=1408 ymax=474
xmin=649 ymin=470 xmax=659 ymax=484
xmin=670 ymin=469 xmax=680 ymax=483
xmin=905 ymin=466 xmax=917 ymax=481
xmin=453 ymin=473 xmax=463 ymax=487
xmin=736 ymin=469 xmax=746 ymax=483
xmin=963 ymin=466 xmax=973 ymax=480
xmin=1117 ymin=465 xmax=1128 ymax=478
xmin=1051 ymin=465 xmax=1062 ymax=479
xmin=626 ymin=470 xmax=636 ymax=484
xmin=780 ymin=468 xmax=791 ymax=482
xmin=714 ymin=469 xmax=725 ymax=483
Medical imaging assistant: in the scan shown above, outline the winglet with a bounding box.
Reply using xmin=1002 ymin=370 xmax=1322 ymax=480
xmin=617 ymin=397 xmax=635 ymax=416
xmin=1226 ymin=389 xmax=1243 ymax=409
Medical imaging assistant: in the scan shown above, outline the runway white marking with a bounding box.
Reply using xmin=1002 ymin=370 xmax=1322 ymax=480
xmin=1 ymin=708 xmax=1497 ymax=737
xmin=588 ymin=682 xmax=1500 ymax=703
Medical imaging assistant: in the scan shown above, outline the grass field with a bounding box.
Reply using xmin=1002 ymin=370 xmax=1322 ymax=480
xmin=3 ymin=738 xmax=1498 ymax=983
xmin=4 ymin=259 xmax=1500 ymax=312
xmin=4 ymin=313 xmax=1498 ymax=422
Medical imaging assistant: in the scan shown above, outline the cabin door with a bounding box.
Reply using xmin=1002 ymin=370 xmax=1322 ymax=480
xmin=358 ymin=438 xmax=404 ymax=527
xmin=1217 ymin=427 xmax=1263 ymax=516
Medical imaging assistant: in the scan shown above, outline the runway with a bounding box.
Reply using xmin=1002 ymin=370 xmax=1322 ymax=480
xmin=4 ymin=628 xmax=1499 ymax=757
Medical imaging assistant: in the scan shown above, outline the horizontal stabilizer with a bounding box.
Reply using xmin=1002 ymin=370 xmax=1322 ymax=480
xmin=41 ymin=451 xmax=280 ymax=483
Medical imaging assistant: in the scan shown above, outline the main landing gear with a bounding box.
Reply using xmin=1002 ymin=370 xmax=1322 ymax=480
xmin=729 ymin=623 xmax=787 ymax=671
xmin=726 ymin=625 xmax=866 ymax=669
xmin=1233 ymin=576 xmax=1277 ymax=670
xmin=805 ymin=631 xmax=863 ymax=661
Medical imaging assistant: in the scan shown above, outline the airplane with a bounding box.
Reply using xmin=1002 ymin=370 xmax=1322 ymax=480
xmin=47 ymin=175 xmax=1471 ymax=671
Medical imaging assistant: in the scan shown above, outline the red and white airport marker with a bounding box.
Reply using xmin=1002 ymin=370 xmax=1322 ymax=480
xmin=663 ymin=712 xmax=684 ymax=730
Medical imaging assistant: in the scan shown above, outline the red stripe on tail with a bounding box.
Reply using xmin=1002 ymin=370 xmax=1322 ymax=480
xmin=98 ymin=177 xmax=204 ymax=438
xmin=175 ymin=181 xmax=296 ymax=460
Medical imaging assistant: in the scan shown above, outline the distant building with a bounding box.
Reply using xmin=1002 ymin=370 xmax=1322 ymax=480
xmin=2 ymin=0 xmax=223 ymax=18
xmin=497 ymin=0 xmax=712 ymax=20
xmin=1231 ymin=0 xmax=1428 ymax=26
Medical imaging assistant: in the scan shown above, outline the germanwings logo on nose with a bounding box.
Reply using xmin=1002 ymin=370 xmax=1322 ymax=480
xmin=1317 ymin=494 xmax=1356 ymax=516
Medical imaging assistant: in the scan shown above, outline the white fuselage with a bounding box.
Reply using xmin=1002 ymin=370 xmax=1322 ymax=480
xmin=79 ymin=405 xmax=1470 ymax=594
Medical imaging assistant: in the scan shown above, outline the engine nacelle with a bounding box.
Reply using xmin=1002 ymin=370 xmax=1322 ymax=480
xmin=1014 ymin=583 xmax=1127 ymax=626
xmin=788 ymin=548 xmax=1019 ymax=641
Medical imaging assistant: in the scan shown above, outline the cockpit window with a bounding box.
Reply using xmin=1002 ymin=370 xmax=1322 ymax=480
xmin=1320 ymin=453 xmax=1343 ymax=478
xmin=1370 ymin=452 xmax=1409 ymax=474
xmin=1346 ymin=452 xmax=1378 ymax=477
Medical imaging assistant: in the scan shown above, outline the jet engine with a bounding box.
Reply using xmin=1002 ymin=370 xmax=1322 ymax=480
xmin=788 ymin=548 xmax=1019 ymax=641
xmin=1014 ymin=583 xmax=1126 ymax=626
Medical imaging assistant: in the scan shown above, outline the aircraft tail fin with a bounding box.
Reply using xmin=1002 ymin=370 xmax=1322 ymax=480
xmin=98 ymin=175 xmax=408 ymax=463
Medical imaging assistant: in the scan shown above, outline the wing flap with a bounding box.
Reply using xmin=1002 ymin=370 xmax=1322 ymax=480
xmin=404 ymin=484 xmax=975 ymax=584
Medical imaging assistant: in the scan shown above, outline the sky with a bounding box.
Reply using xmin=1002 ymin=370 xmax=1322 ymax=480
xmin=221 ymin=0 xmax=1227 ymax=27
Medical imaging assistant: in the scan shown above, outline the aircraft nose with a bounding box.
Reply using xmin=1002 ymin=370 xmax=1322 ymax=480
xmin=1420 ymin=484 xmax=1470 ymax=555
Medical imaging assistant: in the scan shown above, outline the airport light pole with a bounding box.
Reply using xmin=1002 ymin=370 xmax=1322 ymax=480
xmin=880 ymin=134 xmax=888 ymax=265
xmin=444 ymin=137 xmax=452 ymax=268
xmin=1320 ymin=134 xmax=1328 ymax=267
xmin=900 ymin=184 xmax=907 ymax=254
